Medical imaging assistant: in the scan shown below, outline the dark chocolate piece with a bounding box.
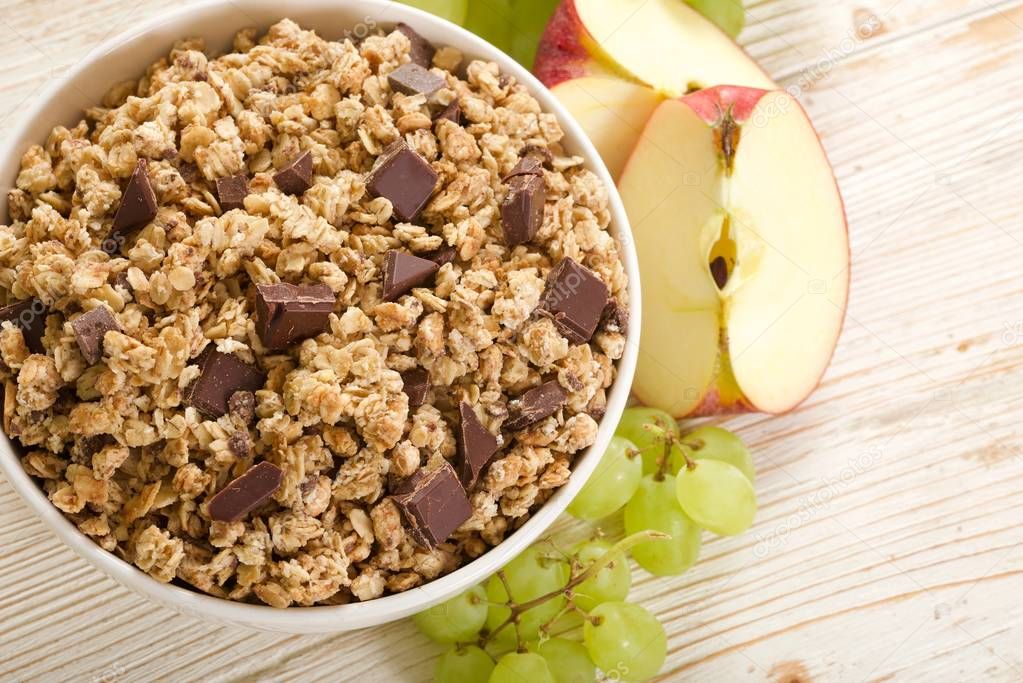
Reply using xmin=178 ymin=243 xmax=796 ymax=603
xmin=255 ymin=282 xmax=335 ymax=350
xmin=504 ymin=381 xmax=568 ymax=431
xmin=388 ymin=62 xmax=445 ymax=97
xmin=456 ymin=401 xmax=500 ymax=490
xmin=383 ymin=250 xmax=439 ymax=301
xmin=216 ymin=174 xmax=249 ymax=212
xmin=520 ymin=145 xmax=553 ymax=166
xmin=600 ymin=299 xmax=629 ymax=336
xmin=108 ymin=158 xmax=157 ymax=249
xmin=71 ymin=306 xmax=121 ymax=365
xmin=537 ymin=258 xmax=609 ymax=344
xmin=185 ymin=349 xmax=266 ymax=418
xmin=422 ymin=245 xmax=456 ymax=266
xmin=273 ymin=151 xmax=313 ymax=196
xmin=177 ymin=160 xmax=200 ymax=184
xmin=208 ymin=461 xmax=283 ymax=522
xmin=392 ymin=461 xmax=471 ymax=548
xmin=710 ymin=256 xmax=729 ymax=289
xmin=500 ymin=173 xmax=545 ymax=246
xmin=433 ymin=101 xmax=461 ymax=126
xmin=396 ymin=22 xmax=436 ymax=68
xmin=72 ymin=434 xmax=116 ymax=463
xmin=0 ymin=298 xmax=47 ymax=354
xmin=401 ymin=367 xmax=430 ymax=409
xmin=504 ymin=156 xmax=544 ymax=182
xmin=367 ymin=142 xmax=438 ymax=222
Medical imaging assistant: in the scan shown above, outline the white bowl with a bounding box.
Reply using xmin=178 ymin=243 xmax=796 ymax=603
xmin=0 ymin=0 xmax=641 ymax=633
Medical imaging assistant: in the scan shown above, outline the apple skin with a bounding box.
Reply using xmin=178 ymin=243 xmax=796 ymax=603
xmin=534 ymin=0 xmax=624 ymax=88
xmin=533 ymin=0 xmax=590 ymax=88
xmin=681 ymin=85 xmax=768 ymax=124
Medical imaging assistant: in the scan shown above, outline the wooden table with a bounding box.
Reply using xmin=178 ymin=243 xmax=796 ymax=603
xmin=2 ymin=1 xmax=1021 ymax=680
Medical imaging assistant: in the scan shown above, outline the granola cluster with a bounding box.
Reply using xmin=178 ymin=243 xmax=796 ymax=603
xmin=1 ymin=19 xmax=627 ymax=606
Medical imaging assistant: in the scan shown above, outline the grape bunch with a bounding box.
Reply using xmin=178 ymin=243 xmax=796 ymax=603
xmin=418 ymin=535 xmax=667 ymax=682
xmin=416 ymin=410 xmax=756 ymax=680
xmin=573 ymin=408 xmax=757 ymax=576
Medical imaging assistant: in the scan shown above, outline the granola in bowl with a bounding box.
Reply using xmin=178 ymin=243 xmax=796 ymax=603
xmin=0 ymin=18 xmax=628 ymax=608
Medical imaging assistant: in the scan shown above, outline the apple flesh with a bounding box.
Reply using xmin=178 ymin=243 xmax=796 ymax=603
xmin=547 ymin=77 xmax=662 ymax=179
xmin=619 ymin=86 xmax=849 ymax=416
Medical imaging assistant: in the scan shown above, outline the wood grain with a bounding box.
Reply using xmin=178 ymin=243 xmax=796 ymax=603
xmin=2 ymin=1 xmax=1023 ymax=681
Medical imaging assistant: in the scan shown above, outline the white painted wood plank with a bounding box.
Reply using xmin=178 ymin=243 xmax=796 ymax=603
xmin=2 ymin=1 xmax=1023 ymax=682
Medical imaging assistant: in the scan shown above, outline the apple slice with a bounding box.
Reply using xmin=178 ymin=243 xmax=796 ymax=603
xmin=619 ymin=86 xmax=849 ymax=416
xmin=534 ymin=0 xmax=775 ymax=96
xmin=548 ymin=77 xmax=663 ymax=179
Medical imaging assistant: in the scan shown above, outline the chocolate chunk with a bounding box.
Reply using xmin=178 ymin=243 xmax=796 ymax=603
xmin=107 ymin=158 xmax=157 ymax=250
xmin=500 ymin=173 xmax=545 ymax=246
xmin=521 ymin=145 xmax=553 ymax=166
xmin=177 ymin=160 xmax=199 ymax=184
xmin=504 ymin=156 xmax=544 ymax=182
xmin=456 ymin=401 xmax=500 ymax=490
xmin=216 ymin=174 xmax=249 ymax=212
xmin=600 ymin=299 xmax=629 ymax=336
xmin=227 ymin=390 xmax=256 ymax=425
xmin=392 ymin=461 xmax=472 ymax=548
xmin=401 ymin=367 xmax=430 ymax=409
xmin=273 ymin=151 xmax=313 ymax=196
xmin=185 ymin=349 xmax=266 ymax=418
xmin=396 ymin=23 xmax=436 ymax=68
xmin=422 ymin=245 xmax=456 ymax=267
xmin=71 ymin=306 xmax=121 ymax=365
xmin=208 ymin=461 xmax=283 ymax=522
xmin=0 ymin=298 xmax=47 ymax=354
xmin=255 ymin=282 xmax=335 ymax=350
xmin=367 ymin=141 xmax=438 ymax=222
xmin=433 ymin=101 xmax=461 ymax=126
xmin=710 ymin=256 xmax=729 ymax=289
xmin=537 ymin=258 xmax=609 ymax=344
xmin=111 ymin=159 xmax=157 ymax=233
xmin=383 ymin=250 xmax=439 ymax=301
xmin=504 ymin=381 xmax=568 ymax=431
xmin=388 ymin=62 xmax=445 ymax=97
xmin=72 ymin=434 xmax=115 ymax=463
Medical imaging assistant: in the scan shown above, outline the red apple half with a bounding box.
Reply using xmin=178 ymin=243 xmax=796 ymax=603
xmin=618 ymin=86 xmax=849 ymax=416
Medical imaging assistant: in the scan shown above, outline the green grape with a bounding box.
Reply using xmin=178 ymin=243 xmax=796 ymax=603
xmin=571 ymin=539 xmax=630 ymax=611
xmin=505 ymin=0 xmax=561 ymax=67
xmin=615 ymin=407 xmax=681 ymax=474
xmin=583 ymin=602 xmax=666 ymax=682
xmin=624 ymin=475 xmax=701 ymax=576
xmin=675 ymin=459 xmax=757 ymax=536
xmin=681 ymin=426 xmax=755 ymax=482
xmin=567 ymin=436 xmax=641 ymax=520
xmin=486 ymin=545 xmax=570 ymax=643
xmin=413 ymin=585 xmax=488 ymax=643
xmin=530 ymin=638 xmax=596 ymax=683
xmin=684 ymin=0 xmax=746 ymax=38
xmin=490 ymin=652 xmax=556 ymax=683
xmin=435 ymin=645 xmax=494 ymax=683
xmin=396 ymin=0 xmax=469 ymax=24
xmin=463 ymin=0 xmax=513 ymax=55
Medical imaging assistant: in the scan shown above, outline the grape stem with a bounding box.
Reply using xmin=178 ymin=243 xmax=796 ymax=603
xmin=481 ymin=530 xmax=668 ymax=649
xmin=654 ymin=432 xmax=676 ymax=482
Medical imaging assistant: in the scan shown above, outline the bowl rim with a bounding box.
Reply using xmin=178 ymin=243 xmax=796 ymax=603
xmin=0 ymin=0 xmax=641 ymax=633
